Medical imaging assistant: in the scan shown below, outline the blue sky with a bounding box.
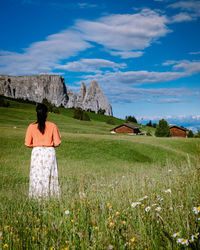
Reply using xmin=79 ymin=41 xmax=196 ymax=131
xmin=0 ymin=0 xmax=200 ymax=130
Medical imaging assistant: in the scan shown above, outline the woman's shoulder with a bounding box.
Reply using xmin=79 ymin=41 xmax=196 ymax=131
xmin=46 ymin=121 xmax=58 ymax=128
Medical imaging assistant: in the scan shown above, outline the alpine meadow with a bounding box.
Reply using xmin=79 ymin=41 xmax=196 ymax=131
xmin=0 ymin=98 xmax=200 ymax=249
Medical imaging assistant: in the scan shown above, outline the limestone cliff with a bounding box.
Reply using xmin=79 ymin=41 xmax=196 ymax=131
xmin=0 ymin=74 xmax=112 ymax=116
xmin=67 ymin=81 xmax=113 ymax=116
xmin=0 ymin=74 xmax=68 ymax=107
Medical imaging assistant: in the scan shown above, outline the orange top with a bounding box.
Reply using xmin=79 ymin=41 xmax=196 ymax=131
xmin=25 ymin=121 xmax=61 ymax=147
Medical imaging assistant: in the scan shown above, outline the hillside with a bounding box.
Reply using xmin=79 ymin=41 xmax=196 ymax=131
xmin=0 ymin=98 xmax=199 ymax=249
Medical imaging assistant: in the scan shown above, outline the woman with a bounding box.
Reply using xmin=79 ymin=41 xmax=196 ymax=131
xmin=25 ymin=103 xmax=61 ymax=199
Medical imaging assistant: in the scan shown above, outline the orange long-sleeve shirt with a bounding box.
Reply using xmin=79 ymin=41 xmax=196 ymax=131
xmin=25 ymin=121 xmax=61 ymax=147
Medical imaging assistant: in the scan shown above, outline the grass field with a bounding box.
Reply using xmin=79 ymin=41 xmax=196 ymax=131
xmin=0 ymin=99 xmax=200 ymax=249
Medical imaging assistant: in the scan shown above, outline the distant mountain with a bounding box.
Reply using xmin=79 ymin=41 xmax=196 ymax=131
xmin=0 ymin=74 xmax=112 ymax=116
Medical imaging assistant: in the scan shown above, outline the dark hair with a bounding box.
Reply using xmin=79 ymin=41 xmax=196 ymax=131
xmin=36 ymin=103 xmax=48 ymax=134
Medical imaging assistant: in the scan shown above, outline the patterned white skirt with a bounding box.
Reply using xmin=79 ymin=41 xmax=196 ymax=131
xmin=29 ymin=147 xmax=61 ymax=199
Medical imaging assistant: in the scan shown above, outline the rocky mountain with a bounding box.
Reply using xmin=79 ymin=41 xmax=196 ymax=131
xmin=0 ymin=74 xmax=68 ymax=107
xmin=0 ymin=74 xmax=113 ymax=116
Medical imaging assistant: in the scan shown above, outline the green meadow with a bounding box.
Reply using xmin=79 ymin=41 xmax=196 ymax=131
xmin=0 ymin=98 xmax=200 ymax=249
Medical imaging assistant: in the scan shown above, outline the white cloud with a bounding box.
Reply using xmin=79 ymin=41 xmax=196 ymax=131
xmin=168 ymin=1 xmax=200 ymax=19
xmin=81 ymin=70 xmax=186 ymax=86
xmin=56 ymin=58 xmax=126 ymax=73
xmin=108 ymin=50 xmax=144 ymax=58
xmin=75 ymin=9 xmax=170 ymax=52
xmin=0 ymin=30 xmax=92 ymax=75
xmin=168 ymin=12 xmax=194 ymax=23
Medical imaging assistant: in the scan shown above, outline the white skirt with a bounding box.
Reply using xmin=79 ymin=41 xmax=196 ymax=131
xmin=29 ymin=147 xmax=61 ymax=199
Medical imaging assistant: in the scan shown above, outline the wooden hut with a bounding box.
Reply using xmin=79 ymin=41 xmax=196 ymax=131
xmin=111 ymin=123 xmax=141 ymax=134
xmin=169 ymin=125 xmax=188 ymax=138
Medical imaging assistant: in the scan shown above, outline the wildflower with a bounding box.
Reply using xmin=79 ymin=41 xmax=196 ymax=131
xmin=131 ymin=202 xmax=141 ymax=208
xmin=107 ymin=203 xmax=112 ymax=209
xmin=122 ymin=221 xmax=126 ymax=225
xmin=65 ymin=210 xmax=70 ymax=215
xmin=130 ymin=237 xmax=136 ymax=243
xmin=79 ymin=192 xmax=86 ymax=199
xmin=36 ymin=218 xmax=40 ymax=222
xmin=151 ymin=203 xmax=157 ymax=207
xmin=32 ymin=236 xmax=35 ymax=241
xmin=139 ymin=195 xmax=148 ymax=201
xmin=71 ymin=219 xmax=74 ymax=223
xmin=109 ymin=222 xmax=114 ymax=227
xmin=164 ymin=189 xmax=171 ymax=194
xmin=3 ymin=244 xmax=8 ymax=248
xmin=94 ymin=226 xmax=98 ymax=230
xmin=168 ymin=169 xmax=172 ymax=172
xmin=108 ymin=245 xmax=114 ymax=249
xmin=155 ymin=207 xmax=162 ymax=212
xmin=145 ymin=206 xmax=151 ymax=212
xmin=177 ymin=238 xmax=189 ymax=246
xmin=193 ymin=206 xmax=200 ymax=214
xmin=115 ymin=211 xmax=120 ymax=216
xmin=172 ymin=232 xmax=180 ymax=238
xmin=4 ymin=225 xmax=10 ymax=230
xmin=198 ymin=218 xmax=200 ymax=221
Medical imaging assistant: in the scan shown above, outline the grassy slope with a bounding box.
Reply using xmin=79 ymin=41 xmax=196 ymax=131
xmin=0 ymin=99 xmax=200 ymax=249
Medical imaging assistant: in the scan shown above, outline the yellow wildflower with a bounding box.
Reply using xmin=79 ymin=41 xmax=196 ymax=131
xmin=115 ymin=211 xmax=120 ymax=215
xmin=107 ymin=203 xmax=112 ymax=209
xmin=5 ymin=225 xmax=10 ymax=230
xmin=32 ymin=236 xmax=35 ymax=241
xmin=36 ymin=218 xmax=40 ymax=222
xmin=130 ymin=237 xmax=136 ymax=243
xmin=3 ymin=244 xmax=8 ymax=248
xmin=109 ymin=222 xmax=114 ymax=227
xmin=122 ymin=221 xmax=126 ymax=225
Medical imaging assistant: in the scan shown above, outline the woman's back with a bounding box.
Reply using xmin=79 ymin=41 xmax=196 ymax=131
xmin=25 ymin=121 xmax=61 ymax=147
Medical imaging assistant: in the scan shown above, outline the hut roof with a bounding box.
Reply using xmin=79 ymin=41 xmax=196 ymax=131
xmin=169 ymin=125 xmax=188 ymax=131
xmin=111 ymin=123 xmax=140 ymax=131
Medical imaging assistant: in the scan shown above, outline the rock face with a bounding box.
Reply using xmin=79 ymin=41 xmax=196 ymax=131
xmin=0 ymin=74 xmax=112 ymax=116
xmin=67 ymin=80 xmax=113 ymax=116
xmin=0 ymin=74 xmax=68 ymax=107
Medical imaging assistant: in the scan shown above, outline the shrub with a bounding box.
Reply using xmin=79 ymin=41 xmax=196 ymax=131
xmin=155 ymin=119 xmax=171 ymax=137
xmin=106 ymin=118 xmax=115 ymax=125
xmin=73 ymin=107 xmax=90 ymax=121
xmin=98 ymin=109 xmax=106 ymax=115
xmin=0 ymin=96 xmax=10 ymax=107
xmin=187 ymin=130 xmax=194 ymax=138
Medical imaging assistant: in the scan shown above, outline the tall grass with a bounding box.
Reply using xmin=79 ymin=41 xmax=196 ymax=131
xmin=0 ymin=101 xmax=200 ymax=249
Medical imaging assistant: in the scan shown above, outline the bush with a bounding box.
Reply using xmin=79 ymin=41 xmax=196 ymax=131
xmin=155 ymin=119 xmax=171 ymax=137
xmin=98 ymin=109 xmax=106 ymax=115
xmin=42 ymin=98 xmax=60 ymax=114
xmin=73 ymin=107 xmax=90 ymax=121
xmin=106 ymin=118 xmax=115 ymax=125
xmin=82 ymin=112 xmax=90 ymax=121
xmin=187 ymin=130 xmax=194 ymax=138
xmin=194 ymin=130 xmax=200 ymax=138
xmin=0 ymin=96 xmax=10 ymax=107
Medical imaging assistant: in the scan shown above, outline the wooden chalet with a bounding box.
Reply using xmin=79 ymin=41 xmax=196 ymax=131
xmin=111 ymin=123 xmax=141 ymax=134
xmin=169 ymin=125 xmax=188 ymax=138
